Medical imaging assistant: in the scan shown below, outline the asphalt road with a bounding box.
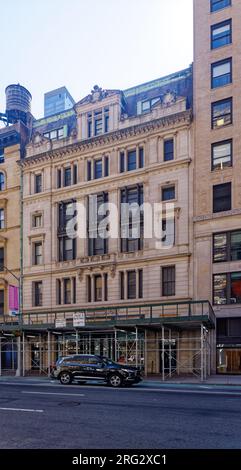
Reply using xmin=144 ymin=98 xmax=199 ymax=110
xmin=0 ymin=380 xmax=241 ymax=449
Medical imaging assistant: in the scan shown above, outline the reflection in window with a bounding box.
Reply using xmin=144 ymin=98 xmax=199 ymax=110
xmin=213 ymin=274 xmax=227 ymax=304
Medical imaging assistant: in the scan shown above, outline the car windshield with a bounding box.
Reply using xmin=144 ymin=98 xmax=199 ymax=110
xmin=101 ymin=357 xmax=118 ymax=366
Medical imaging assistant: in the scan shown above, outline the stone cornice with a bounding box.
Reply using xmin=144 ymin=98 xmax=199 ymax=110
xmin=193 ymin=208 xmax=241 ymax=222
xmin=20 ymin=109 xmax=192 ymax=168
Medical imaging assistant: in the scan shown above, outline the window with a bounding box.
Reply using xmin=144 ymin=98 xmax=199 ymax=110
xmin=212 ymin=140 xmax=232 ymax=170
xmin=63 ymin=278 xmax=71 ymax=304
xmin=120 ymin=272 xmax=125 ymax=300
xmin=73 ymin=277 xmax=76 ymax=304
xmin=44 ymin=127 xmax=64 ymax=140
xmin=0 ymin=290 xmax=4 ymax=315
xmin=59 ymin=236 xmax=76 ymax=261
xmin=0 ymin=151 xmax=4 ymax=164
xmin=127 ymin=271 xmax=136 ymax=299
xmin=138 ymin=269 xmax=143 ymax=299
xmin=212 ymin=98 xmax=232 ymax=129
xmin=211 ymin=20 xmax=232 ymax=49
xmin=139 ymin=148 xmax=144 ymax=168
xmin=127 ymin=151 xmax=137 ymax=171
xmin=57 ymin=169 xmax=62 ymax=188
xmin=88 ymin=192 xmax=108 ymax=256
xmin=213 ymin=182 xmax=231 ymax=213
xmin=211 ymin=0 xmax=231 ymax=13
xmin=34 ymin=242 xmax=42 ymax=265
xmin=87 ymin=275 xmax=91 ymax=302
xmin=33 ymin=281 xmax=42 ymax=307
xmin=121 ymin=185 xmax=144 ymax=253
xmin=0 ymin=173 xmax=5 ymax=191
xmin=94 ymin=159 xmax=102 ymax=179
xmin=94 ymin=275 xmax=102 ymax=302
xmin=73 ymin=164 xmax=78 ymax=185
xmin=0 ymin=209 xmax=4 ymax=229
xmin=164 ymin=139 xmax=174 ymax=161
xmin=56 ymin=279 xmax=61 ymax=305
xmin=104 ymin=156 xmax=109 ymax=177
xmin=162 ymin=218 xmax=175 ymax=247
xmin=211 ymin=58 xmax=232 ymax=88
xmin=87 ymin=161 xmax=92 ymax=181
xmin=0 ymin=247 xmax=4 ymax=271
xmin=162 ymin=266 xmax=175 ymax=296
xmin=35 ymin=174 xmax=42 ymax=194
xmin=64 ymin=167 xmax=71 ymax=187
xmin=104 ymin=108 xmax=109 ymax=133
xmin=58 ymin=201 xmax=76 ymax=261
xmin=213 ymin=230 xmax=241 ymax=262
xmin=94 ymin=110 xmax=102 ymax=136
xmin=33 ymin=214 xmax=42 ymax=228
xmin=120 ymin=152 xmax=125 ymax=173
xmin=87 ymin=113 xmax=92 ymax=138
xmin=162 ymin=186 xmax=175 ymax=201
xmin=213 ymin=272 xmax=241 ymax=304
xmin=141 ymin=97 xmax=160 ymax=113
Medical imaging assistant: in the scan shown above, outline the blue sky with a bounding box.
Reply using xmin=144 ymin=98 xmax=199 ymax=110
xmin=0 ymin=0 xmax=193 ymax=118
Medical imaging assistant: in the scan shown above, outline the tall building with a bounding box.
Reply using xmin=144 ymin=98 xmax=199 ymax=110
xmin=44 ymin=86 xmax=75 ymax=117
xmin=194 ymin=0 xmax=241 ymax=374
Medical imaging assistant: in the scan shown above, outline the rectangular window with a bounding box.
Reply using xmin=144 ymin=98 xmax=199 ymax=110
xmin=211 ymin=58 xmax=232 ymax=88
xmin=212 ymin=140 xmax=232 ymax=170
xmin=64 ymin=167 xmax=71 ymax=187
xmin=35 ymin=174 xmax=42 ymax=194
xmin=63 ymin=278 xmax=71 ymax=304
xmin=0 ymin=247 xmax=4 ymax=270
xmin=212 ymin=98 xmax=232 ymax=129
xmin=213 ymin=230 xmax=241 ymax=262
xmin=56 ymin=279 xmax=61 ymax=305
xmin=34 ymin=242 xmax=42 ymax=265
xmin=0 ymin=290 xmax=4 ymax=314
xmin=120 ymin=272 xmax=124 ymax=300
xmin=213 ymin=272 xmax=241 ymax=305
xmin=211 ymin=0 xmax=231 ymax=13
xmin=60 ymin=237 xmax=76 ymax=261
xmin=33 ymin=214 xmax=42 ymax=228
xmin=87 ymin=161 xmax=92 ymax=181
xmin=33 ymin=281 xmax=42 ymax=307
xmin=162 ymin=186 xmax=175 ymax=201
xmin=138 ymin=269 xmax=143 ymax=299
xmin=211 ymin=20 xmax=232 ymax=49
xmin=104 ymin=156 xmax=109 ymax=177
xmin=104 ymin=108 xmax=109 ymax=133
xmin=127 ymin=271 xmax=136 ymax=299
xmin=162 ymin=266 xmax=175 ymax=296
xmin=87 ymin=113 xmax=92 ymax=138
xmin=0 ymin=209 xmax=5 ymax=229
xmin=162 ymin=218 xmax=175 ymax=247
xmin=73 ymin=165 xmax=78 ymax=185
xmin=231 ymin=272 xmax=241 ymax=304
xmin=57 ymin=169 xmax=62 ymax=188
xmin=120 ymin=152 xmax=125 ymax=173
xmin=72 ymin=277 xmax=76 ymax=304
xmin=87 ymin=275 xmax=91 ymax=302
xmin=94 ymin=159 xmax=102 ymax=179
xmin=213 ymin=274 xmax=227 ymax=304
xmin=94 ymin=275 xmax=102 ymax=302
xmin=121 ymin=185 xmax=144 ymax=253
xmin=104 ymin=273 xmax=108 ymax=301
xmin=139 ymin=148 xmax=144 ymax=168
xmin=213 ymin=182 xmax=231 ymax=213
xmin=164 ymin=139 xmax=174 ymax=161
xmin=88 ymin=192 xmax=108 ymax=256
xmin=127 ymin=150 xmax=137 ymax=171
xmin=94 ymin=111 xmax=102 ymax=136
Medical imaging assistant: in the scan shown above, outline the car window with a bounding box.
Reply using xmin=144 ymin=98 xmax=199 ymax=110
xmin=88 ymin=357 xmax=101 ymax=365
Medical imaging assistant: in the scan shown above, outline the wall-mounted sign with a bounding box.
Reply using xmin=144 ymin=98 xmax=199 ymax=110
xmin=73 ymin=312 xmax=85 ymax=327
xmin=55 ymin=318 xmax=66 ymax=328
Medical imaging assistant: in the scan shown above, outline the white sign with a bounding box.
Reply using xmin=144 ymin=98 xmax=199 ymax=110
xmin=9 ymin=310 xmax=19 ymax=317
xmin=73 ymin=312 xmax=85 ymax=327
xmin=55 ymin=318 xmax=66 ymax=328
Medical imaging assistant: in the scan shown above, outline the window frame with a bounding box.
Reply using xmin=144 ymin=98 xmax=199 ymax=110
xmin=213 ymin=230 xmax=241 ymax=263
xmin=211 ymin=58 xmax=232 ymax=89
xmin=162 ymin=266 xmax=176 ymax=297
xmin=211 ymin=97 xmax=232 ymax=130
xmin=213 ymin=272 xmax=241 ymax=305
xmin=211 ymin=139 xmax=232 ymax=170
xmin=164 ymin=139 xmax=174 ymax=162
xmin=211 ymin=19 xmax=232 ymax=50
xmin=213 ymin=182 xmax=232 ymax=213
xmin=210 ymin=0 xmax=231 ymax=13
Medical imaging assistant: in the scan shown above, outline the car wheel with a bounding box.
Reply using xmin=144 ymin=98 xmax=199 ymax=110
xmin=59 ymin=372 xmax=72 ymax=385
xmin=108 ymin=373 xmax=123 ymax=388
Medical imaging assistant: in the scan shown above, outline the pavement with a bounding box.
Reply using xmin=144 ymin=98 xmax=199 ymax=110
xmin=0 ymin=378 xmax=241 ymax=449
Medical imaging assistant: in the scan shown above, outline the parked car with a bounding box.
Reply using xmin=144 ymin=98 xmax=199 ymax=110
xmin=51 ymin=354 xmax=142 ymax=387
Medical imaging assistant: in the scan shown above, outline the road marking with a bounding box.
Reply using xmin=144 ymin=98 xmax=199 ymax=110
xmin=22 ymin=391 xmax=85 ymax=397
xmin=0 ymin=407 xmax=43 ymax=413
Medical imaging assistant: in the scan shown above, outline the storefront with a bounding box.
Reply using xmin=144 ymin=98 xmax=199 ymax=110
xmin=217 ymin=317 xmax=241 ymax=374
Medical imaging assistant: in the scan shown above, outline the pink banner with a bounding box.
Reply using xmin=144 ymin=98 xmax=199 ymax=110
xmin=9 ymin=285 xmax=19 ymax=312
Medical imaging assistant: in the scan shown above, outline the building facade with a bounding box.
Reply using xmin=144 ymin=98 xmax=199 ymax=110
xmin=194 ymin=0 xmax=241 ymax=374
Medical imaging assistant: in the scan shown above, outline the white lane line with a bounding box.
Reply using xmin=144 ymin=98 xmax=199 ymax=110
xmin=0 ymin=407 xmax=43 ymax=413
xmin=21 ymin=391 xmax=85 ymax=397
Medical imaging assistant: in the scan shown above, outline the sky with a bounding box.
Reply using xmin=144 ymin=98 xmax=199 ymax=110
xmin=0 ymin=0 xmax=193 ymax=119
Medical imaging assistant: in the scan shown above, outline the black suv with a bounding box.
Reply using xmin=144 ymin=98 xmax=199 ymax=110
xmin=51 ymin=354 xmax=142 ymax=387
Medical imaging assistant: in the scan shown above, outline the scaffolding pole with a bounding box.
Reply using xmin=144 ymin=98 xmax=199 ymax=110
xmin=162 ymin=325 xmax=165 ymax=381
xmin=135 ymin=327 xmax=138 ymax=368
xmin=201 ymin=324 xmax=204 ymax=382
xmin=47 ymin=331 xmax=51 ymax=377
xmin=23 ymin=331 xmax=25 ymax=377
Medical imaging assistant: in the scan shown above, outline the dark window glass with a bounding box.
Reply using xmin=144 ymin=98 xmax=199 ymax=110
xmin=88 ymin=118 xmax=92 ymax=138
xmin=211 ymin=20 xmax=232 ymax=49
xmin=213 ymin=182 xmax=231 ymax=213
xmin=72 ymin=278 xmax=76 ymax=304
xmin=0 ymin=151 xmax=4 ymax=164
xmin=94 ymin=159 xmax=102 ymax=179
xmin=35 ymin=174 xmax=42 ymax=193
xmin=57 ymin=169 xmax=62 ymax=188
xmin=121 ymin=185 xmax=144 ymax=253
xmin=0 ymin=209 xmax=4 ymax=229
xmin=212 ymin=98 xmax=232 ymax=129
xmin=162 ymin=266 xmax=175 ymax=296
xmin=127 ymin=150 xmax=137 ymax=171
xmin=104 ymin=156 xmax=109 ymax=177
xmin=61 ymin=237 xmax=76 ymax=261
xmin=87 ymin=161 xmax=92 ymax=181
xmin=120 ymin=272 xmax=124 ymax=300
xmin=88 ymin=192 xmax=108 ymax=256
xmin=211 ymin=0 xmax=231 ymax=13
xmin=213 ymin=274 xmax=227 ymax=304
xmin=34 ymin=281 xmax=42 ymax=307
xmin=94 ymin=112 xmax=102 ymax=136
xmin=57 ymin=279 xmax=61 ymax=305
xmin=231 ymin=273 xmax=241 ymax=304
xmin=217 ymin=318 xmax=227 ymax=337
xmin=0 ymin=247 xmax=4 ymax=271
xmin=120 ymin=152 xmax=125 ymax=173
xmin=229 ymin=318 xmax=241 ymax=336
xmin=73 ymin=165 xmax=77 ymax=185
xmin=0 ymin=173 xmax=5 ymax=191
xmin=139 ymin=148 xmax=144 ymax=168
xmin=138 ymin=269 xmax=143 ymax=299
xmin=0 ymin=290 xmax=4 ymax=314
xmin=34 ymin=242 xmax=42 ymax=265
xmin=87 ymin=275 xmax=91 ymax=302
xmin=127 ymin=271 xmax=136 ymax=299
xmin=213 ymin=233 xmax=227 ymax=262
xmin=64 ymin=278 xmax=71 ymax=304
xmin=104 ymin=109 xmax=109 ymax=133
xmin=164 ymin=139 xmax=174 ymax=161
xmin=211 ymin=58 xmax=232 ymax=88
xmin=94 ymin=275 xmax=102 ymax=302
xmin=231 ymin=231 xmax=241 ymax=261
xmin=64 ymin=167 xmax=71 ymax=187
xmin=104 ymin=273 xmax=108 ymax=301
xmin=162 ymin=186 xmax=175 ymax=201
xmin=212 ymin=140 xmax=232 ymax=170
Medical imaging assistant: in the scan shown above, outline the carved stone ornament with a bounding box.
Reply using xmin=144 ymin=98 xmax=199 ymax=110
xmin=162 ymin=90 xmax=177 ymax=107
xmin=109 ymin=263 xmax=116 ymax=278
xmin=78 ymin=269 xmax=84 ymax=282
xmin=91 ymin=85 xmax=107 ymax=102
xmin=32 ymin=132 xmax=49 ymax=146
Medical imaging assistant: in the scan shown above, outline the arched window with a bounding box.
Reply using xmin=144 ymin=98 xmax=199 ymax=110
xmin=0 ymin=173 xmax=5 ymax=191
